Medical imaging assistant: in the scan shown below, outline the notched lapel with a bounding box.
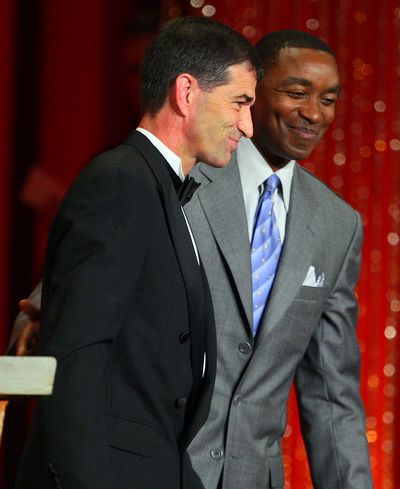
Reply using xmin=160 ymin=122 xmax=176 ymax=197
xmin=257 ymin=165 xmax=320 ymax=339
xmin=196 ymin=160 xmax=253 ymax=329
xmin=164 ymin=184 xmax=207 ymax=398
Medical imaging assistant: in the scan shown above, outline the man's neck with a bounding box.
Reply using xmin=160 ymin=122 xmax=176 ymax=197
xmin=139 ymin=112 xmax=196 ymax=175
xmin=251 ymin=138 xmax=291 ymax=172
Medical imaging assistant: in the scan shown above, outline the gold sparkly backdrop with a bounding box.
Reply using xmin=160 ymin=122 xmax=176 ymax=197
xmin=164 ymin=1 xmax=400 ymax=487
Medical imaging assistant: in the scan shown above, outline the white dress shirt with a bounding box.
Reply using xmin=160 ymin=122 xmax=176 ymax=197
xmin=236 ymin=137 xmax=295 ymax=243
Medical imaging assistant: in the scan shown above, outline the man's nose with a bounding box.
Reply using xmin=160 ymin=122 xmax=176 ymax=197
xmin=299 ymin=98 xmax=323 ymax=124
xmin=238 ymin=106 xmax=254 ymax=138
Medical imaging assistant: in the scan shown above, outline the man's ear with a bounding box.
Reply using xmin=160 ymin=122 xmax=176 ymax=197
xmin=173 ymin=73 xmax=199 ymax=116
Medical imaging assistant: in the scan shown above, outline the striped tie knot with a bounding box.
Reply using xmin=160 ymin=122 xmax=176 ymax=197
xmin=264 ymin=173 xmax=281 ymax=194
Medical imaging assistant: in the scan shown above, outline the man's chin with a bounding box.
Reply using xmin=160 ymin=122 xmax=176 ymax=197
xmin=286 ymin=144 xmax=316 ymax=162
xmin=205 ymin=161 xmax=229 ymax=168
xmin=202 ymin=153 xmax=232 ymax=168
xmin=287 ymin=137 xmax=322 ymax=161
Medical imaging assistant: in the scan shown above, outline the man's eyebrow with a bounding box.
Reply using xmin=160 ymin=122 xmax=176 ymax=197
xmin=277 ymin=76 xmax=312 ymax=88
xmin=327 ymin=85 xmax=341 ymax=95
xmin=234 ymin=94 xmax=255 ymax=103
xmin=278 ymin=76 xmax=341 ymax=94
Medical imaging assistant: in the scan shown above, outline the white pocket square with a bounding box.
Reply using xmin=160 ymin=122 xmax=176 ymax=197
xmin=302 ymin=266 xmax=325 ymax=288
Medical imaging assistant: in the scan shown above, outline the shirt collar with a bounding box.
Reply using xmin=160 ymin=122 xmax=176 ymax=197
xmin=236 ymin=137 xmax=295 ymax=211
xmin=136 ymin=127 xmax=185 ymax=181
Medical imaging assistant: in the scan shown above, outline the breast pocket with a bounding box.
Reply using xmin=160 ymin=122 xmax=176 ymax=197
xmin=283 ymin=286 xmax=329 ymax=347
xmin=296 ymin=284 xmax=329 ymax=302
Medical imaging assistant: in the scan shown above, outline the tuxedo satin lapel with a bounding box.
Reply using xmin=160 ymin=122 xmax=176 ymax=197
xmin=124 ymin=131 xmax=206 ymax=406
xmin=197 ymin=158 xmax=253 ymax=329
xmin=257 ymin=165 xmax=319 ymax=339
xmin=163 ymin=185 xmax=207 ymax=407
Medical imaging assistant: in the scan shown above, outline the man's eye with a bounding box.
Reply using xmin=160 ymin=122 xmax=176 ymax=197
xmin=321 ymin=97 xmax=336 ymax=106
xmin=287 ymin=91 xmax=305 ymax=98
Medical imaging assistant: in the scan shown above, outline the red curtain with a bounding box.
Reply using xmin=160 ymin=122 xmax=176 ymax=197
xmin=0 ymin=0 xmax=15 ymax=351
xmin=0 ymin=0 xmax=398 ymax=487
xmin=0 ymin=1 xmax=145 ymax=486
xmin=21 ymin=0 xmax=131 ymax=279
xmin=0 ymin=1 xmax=16 ymax=485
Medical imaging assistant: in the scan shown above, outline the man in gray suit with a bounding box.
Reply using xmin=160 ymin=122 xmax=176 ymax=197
xmin=183 ymin=30 xmax=373 ymax=489
xmin=10 ymin=30 xmax=372 ymax=489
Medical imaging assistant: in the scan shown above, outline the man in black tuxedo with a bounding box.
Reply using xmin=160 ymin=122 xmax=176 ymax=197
xmin=14 ymin=17 xmax=262 ymax=489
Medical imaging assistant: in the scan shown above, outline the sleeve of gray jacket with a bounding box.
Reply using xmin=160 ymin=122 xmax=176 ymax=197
xmin=294 ymin=212 xmax=373 ymax=489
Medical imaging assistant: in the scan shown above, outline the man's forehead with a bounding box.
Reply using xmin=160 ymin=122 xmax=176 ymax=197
xmin=225 ymin=61 xmax=258 ymax=79
xmin=223 ymin=63 xmax=257 ymax=90
xmin=265 ymin=46 xmax=339 ymax=84
xmin=276 ymin=46 xmax=337 ymax=70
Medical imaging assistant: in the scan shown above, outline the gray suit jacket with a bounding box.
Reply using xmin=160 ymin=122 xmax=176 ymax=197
xmin=183 ymin=155 xmax=372 ymax=489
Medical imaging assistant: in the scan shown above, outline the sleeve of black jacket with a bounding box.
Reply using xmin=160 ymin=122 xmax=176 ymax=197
xmin=21 ymin=153 xmax=154 ymax=489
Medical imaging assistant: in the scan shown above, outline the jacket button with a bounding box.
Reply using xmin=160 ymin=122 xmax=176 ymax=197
xmin=238 ymin=342 xmax=251 ymax=354
xmin=179 ymin=331 xmax=190 ymax=343
xmin=233 ymin=395 xmax=243 ymax=406
xmin=210 ymin=448 xmax=224 ymax=460
xmin=175 ymin=396 xmax=187 ymax=408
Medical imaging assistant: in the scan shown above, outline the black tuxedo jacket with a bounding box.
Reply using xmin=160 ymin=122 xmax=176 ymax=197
xmin=15 ymin=131 xmax=216 ymax=489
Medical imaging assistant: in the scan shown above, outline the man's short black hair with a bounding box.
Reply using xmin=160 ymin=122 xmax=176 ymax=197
xmin=141 ymin=16 xmax=263 ymax=115
xmin=256 ymin=29 xmax=335 ymax=73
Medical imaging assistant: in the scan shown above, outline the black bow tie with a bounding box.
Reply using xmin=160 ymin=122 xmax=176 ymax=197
xmin=178 ymin=175 xmax=201 ymax=206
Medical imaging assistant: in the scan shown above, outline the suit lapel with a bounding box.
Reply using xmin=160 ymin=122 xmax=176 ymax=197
xmin=257 ymin=164 xmax=319 ymax=340
xmin=123 ymin=131 xmax=208 ymax=407
xmin=196 ymin=157 xmax=253 ymax=330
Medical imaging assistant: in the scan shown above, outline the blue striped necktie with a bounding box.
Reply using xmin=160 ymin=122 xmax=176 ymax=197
xmin=251 ymin=174 xmax=282 ymax=335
